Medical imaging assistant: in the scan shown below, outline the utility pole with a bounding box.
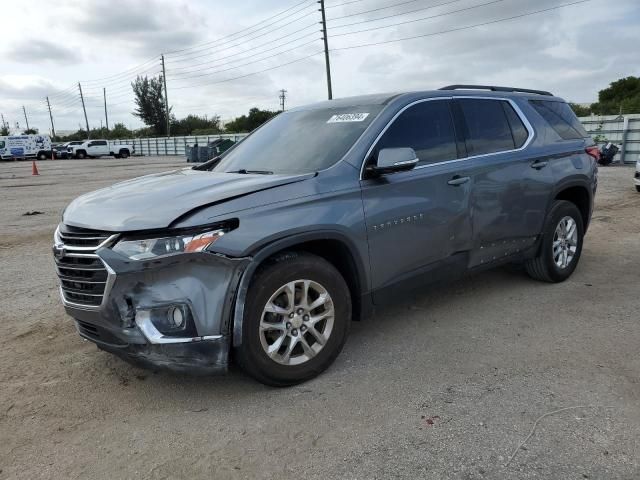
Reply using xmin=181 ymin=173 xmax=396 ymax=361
xmin=161 ymin=54 xmax=170 ymax=137
xmin=78 ymin=82 xmax=90 ymax=138
xmin=103 ymin=87 xmax=109 ymax=131
xmin=1 ymin=113 xmax=6 ymax=130
xmin=319 ymin=0 xmax=333 ymax=100
xmin=279 ymin=89 xmax=287 ymax=111
xmin=22 ymin=106 xmax=30 ymax=131
xmin=46 ymin=96 xmax=56 ymax=139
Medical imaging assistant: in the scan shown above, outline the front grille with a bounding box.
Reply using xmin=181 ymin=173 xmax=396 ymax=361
xmin=76 ymin=319 xmax=100 ymax=339
xmin=54 ymin=225 xmax=116 ymax=309
xmin=58 ymin=225 xmax=112 ymax=249
xmin=75 ymin=320 xmax=128 ymax=346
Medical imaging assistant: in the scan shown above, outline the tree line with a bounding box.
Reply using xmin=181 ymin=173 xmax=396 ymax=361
xmin=569 ymin=76 xmax=640 ymax=117
xmin=47 ymin=74 xmax=279 ymax=141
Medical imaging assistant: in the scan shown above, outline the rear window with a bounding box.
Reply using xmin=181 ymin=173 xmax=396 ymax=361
xmin=529 ymin=100 xmax=588 ymax=140
xmin=458 ymin=99 xmax=518 ymax=156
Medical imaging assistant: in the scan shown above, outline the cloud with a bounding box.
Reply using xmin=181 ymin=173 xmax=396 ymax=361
xmin=73 ymin=0 xmax=205 ymax=56
xmin=5 ymin=39 xmax=81 ymax=64
xmin=1 ymin=0 xmax=639 ymax=131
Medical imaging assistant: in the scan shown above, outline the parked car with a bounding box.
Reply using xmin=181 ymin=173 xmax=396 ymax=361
xmin=53 ymin=85 xmax=598 ymax=386
xmin=0 ymin=134 xmax=51 ymax=160
xmin=53 ymin=142 xmax=79 ymax=159
xmin=634 ymin=157 xmax=640 ymax=192
xmin=67 ymin=139 xmax=135 ymax=159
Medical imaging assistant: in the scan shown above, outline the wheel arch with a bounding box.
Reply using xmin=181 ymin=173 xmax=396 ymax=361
xmin=553 ymin=183 xmax=592 ymax=232
xmin=229 ymin=230 xmax=371 ymax=347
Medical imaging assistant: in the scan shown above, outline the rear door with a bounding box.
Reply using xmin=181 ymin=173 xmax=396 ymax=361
xmin=360 ymin=98 xmax=473 ymax=301
xmin=453 ymin=97 xmax=554 ymax=267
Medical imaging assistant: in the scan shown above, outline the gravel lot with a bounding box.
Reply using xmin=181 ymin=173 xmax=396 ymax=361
xmin=1 ymin=157 xmax=639 ymax=479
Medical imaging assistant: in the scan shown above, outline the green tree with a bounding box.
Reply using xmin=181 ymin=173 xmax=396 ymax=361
xmin=171 ymin=114 xmax=222 ymax=136
xmin=0 ymin=125 xmax=9 ymax=136
xmin=569 ymin=103 xmax=591 ymax=117
xmin=132 ymin=75 xmax=170 ymax=135
xmin=109 ymin=122 xmax=134 ymax=139
xmin=590 ymin=76 xmax=640 ymax=115
xmin=22 ymin=128 xmax=39 ymax=134
xmin=225 ymin=107 xmax=279 ymax=133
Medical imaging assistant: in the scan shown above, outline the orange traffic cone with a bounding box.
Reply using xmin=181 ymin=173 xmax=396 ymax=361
xmin=32 ymin=160 xmax=39 ymax=176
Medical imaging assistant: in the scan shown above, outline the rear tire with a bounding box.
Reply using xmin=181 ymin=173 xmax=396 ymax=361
xmin=636 ymin=185 xmax=640 ymax=193
xmin=37 ymin=152 xmax=47 ymax=160
xmin=525 ymin=200 xmax=584 ymax=283
xmin=120 ymin=150 xmax=129 ymax=159
xmin=235 ymin=252 xmax=351 ymax=386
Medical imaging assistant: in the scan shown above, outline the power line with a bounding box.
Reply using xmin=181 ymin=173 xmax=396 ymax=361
xmin=166 ymin=31 xmax=320 ymax=74
xmin=330 ymin=0 xmax=468 ymax=27
xmin=80 ymin=55 xmax=160 ymax=84
xmin=166 ymin=2 xmax=317 ymax=61
xmin=170 ymin=50 xmax=324 ymax=90
xmin=81 ymin=63 xmax=162 ymax=91
xmin=166 ymin=13 xmax=318 ymax=63
xmin=331 ymin=0 xmax=592 ymax=49
xmin=164 ymin=0 xmax=314 ymax=55
xmin=167 ymin=39 xmax=320 ymax=81
xmin=326 ymin=0 xmax=365 ymax=8
xmin=330 ymin=0 xmax=505 ymax=37
xmin=330 ymin=0 xmax=432 ymax=21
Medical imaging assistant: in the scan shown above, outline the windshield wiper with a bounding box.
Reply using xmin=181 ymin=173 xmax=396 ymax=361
xmin=228 ymin=169 xmax=274 ymax=175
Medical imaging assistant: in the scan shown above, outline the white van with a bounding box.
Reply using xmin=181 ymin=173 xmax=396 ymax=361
xmin=0 ymin=135 xmax=52 ymax=160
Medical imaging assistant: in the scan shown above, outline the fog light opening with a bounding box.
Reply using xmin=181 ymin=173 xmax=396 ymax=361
xmin=168 ymin=306 xmax=185 ymax=329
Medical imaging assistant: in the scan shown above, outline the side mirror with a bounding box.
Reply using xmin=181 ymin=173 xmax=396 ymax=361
xmin=367 ymin=148 xmax=419 ymax=176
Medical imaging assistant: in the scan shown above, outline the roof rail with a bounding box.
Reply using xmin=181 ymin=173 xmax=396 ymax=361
xmin=439 ymin=85 xmax=553 ymax=96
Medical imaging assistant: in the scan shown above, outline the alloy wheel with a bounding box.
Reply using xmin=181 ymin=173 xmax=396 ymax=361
xmin=553 ymin=215 xmax=578 ymax=269
xmin=259 ymin=279 xmax=334 ymax=366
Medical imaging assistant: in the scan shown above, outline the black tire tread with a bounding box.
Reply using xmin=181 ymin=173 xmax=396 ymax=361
xmin=235 ymin=251 xmax=351 ymax=387
xmin=525 ymin=200 xmax=583 ymax=283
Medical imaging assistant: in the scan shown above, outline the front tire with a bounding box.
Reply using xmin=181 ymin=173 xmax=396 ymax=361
xmin=235 ymin=252 xmax=351 ymax=386
xmin=119 ymin=150 xmax=130 ymax=159
xmin=76 ymin=151 xmax=86 ymax=159
xmin=38 ymin=152 xmax=47 ymax=160
xmin=525 ymin=200 xmax=584 ymax=283
xmin=636 ymin=185 xmax=640 ymax=193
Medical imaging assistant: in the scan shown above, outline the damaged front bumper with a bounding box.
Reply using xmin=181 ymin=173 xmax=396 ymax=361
xmin=59 ymin=245 xmax=250 ymax=374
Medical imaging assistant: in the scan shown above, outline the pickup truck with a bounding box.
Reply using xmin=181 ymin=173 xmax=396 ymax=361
xmin=67 ymin=140 xmax=135 ymax=159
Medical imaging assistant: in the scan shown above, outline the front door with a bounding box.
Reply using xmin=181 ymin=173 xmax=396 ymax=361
xmin=360 ymin=99 xmax=473 ymax=302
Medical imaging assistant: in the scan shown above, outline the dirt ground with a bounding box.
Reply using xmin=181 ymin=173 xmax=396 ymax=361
xmin=0 ymin=157 xmax=639 ymax=480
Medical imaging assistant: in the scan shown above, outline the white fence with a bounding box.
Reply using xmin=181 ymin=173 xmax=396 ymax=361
xmin=579 ymin=114 xmax=640 ymax=164
xmin=111 ymin=133 xmax=248 ymax=157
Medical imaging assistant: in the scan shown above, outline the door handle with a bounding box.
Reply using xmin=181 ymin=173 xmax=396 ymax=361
xmin=531 ymin=160 xmax=548 ymax=170
xmin=447 ymin=175 xmax=470 ymax=186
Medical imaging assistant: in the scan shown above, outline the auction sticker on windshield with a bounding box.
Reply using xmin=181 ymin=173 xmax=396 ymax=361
xmin=327 ymin=113 xmax=370 ymax=123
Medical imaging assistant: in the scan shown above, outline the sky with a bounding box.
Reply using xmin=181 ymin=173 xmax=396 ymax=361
xmin=0 ymin=0 xmax=638 ymax=134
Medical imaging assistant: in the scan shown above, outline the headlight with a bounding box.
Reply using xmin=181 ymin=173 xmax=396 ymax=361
xmin=112 ymin=229 xmax=225 ymax=260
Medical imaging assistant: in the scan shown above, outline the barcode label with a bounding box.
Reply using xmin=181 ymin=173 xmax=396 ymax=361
xmin=327 ymin=113 xmax=370 ymax=123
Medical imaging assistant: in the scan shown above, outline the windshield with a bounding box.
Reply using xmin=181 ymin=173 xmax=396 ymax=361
xmin=213 ymin=106 xmax=383 ymax=174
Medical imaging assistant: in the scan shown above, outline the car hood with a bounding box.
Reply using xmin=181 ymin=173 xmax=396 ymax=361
xmin=63 ymin=168 xmax=313 ymax=231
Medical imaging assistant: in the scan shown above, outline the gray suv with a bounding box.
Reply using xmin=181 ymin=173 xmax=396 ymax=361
xmin=53 ymin=85 xmax=598 ymax=386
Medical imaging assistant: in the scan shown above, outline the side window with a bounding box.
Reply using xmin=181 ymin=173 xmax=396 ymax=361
xmin=458 ymin=99 xmax=516 ymax=156
xmin=87 ymin=141 xmax=95 ymax=147
xmin=529 ymin=100 xmax=588 ymax=140
xmin=375 ymin=100 xmax=457 ymax=166
xmin=502 ymin=102 xmax=529 ymax=148
xmin=97 ymin=141 xmax=107 ymax=146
